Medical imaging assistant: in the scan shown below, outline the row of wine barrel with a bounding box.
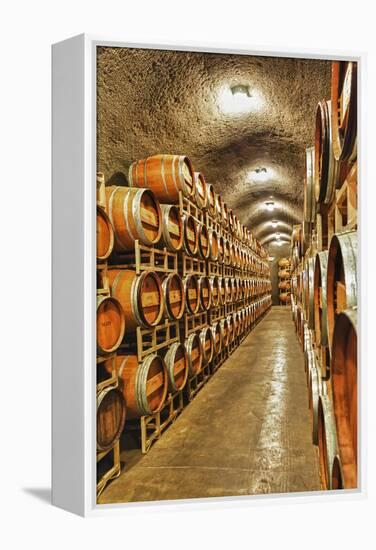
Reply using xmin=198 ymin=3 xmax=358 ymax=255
xmin=299 ymin=309 xmax=357 ymax=490
xmin=98 ymin=193 xmax=269 ymax=276
xmin=314 ymin=62 xmax=357 ymax=210
xmin=278 ymin=257 xmax=291 ymax=304
xmin=97 ymin=296 xmax=272 ymax=451
xmin=299 ymin=230 xmax=357 ymax=353
xmin=97 ymin=269 xmax=271 ymax=354
xmin=127 ymin=154 xmax=267 ymax=254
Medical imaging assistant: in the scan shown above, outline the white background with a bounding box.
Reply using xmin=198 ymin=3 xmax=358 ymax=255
xmin=1 ymin=0 xmax=375 ymax=547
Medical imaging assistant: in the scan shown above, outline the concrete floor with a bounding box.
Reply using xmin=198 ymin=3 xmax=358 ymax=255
xmin=99 ymin=306 xmax=320 ymax=504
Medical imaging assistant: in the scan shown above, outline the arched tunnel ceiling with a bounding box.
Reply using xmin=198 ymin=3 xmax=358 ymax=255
xmin=97 ymin=47 xmax=331 ymax=251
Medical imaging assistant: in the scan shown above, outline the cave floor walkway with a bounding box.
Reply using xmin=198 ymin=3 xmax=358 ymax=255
xmin=99 ymin=306 xmax=320 ymax=504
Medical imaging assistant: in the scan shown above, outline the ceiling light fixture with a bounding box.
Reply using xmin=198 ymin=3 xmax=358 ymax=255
xmin=265 ymin=201 xmax=275 ymax=211
xmin=218 ymin=85 xmax=265 ymax=115
xmin=271 ymin=220 xmax=278 ymax=227
xmin=268 ymin=256 xmax=275 ymax=261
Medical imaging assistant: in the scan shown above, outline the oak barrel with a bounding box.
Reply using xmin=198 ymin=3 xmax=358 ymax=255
xmin=206 ymin=183 xmax=216 ymax=217
xmin=304 ymin=147 xmax=316 ymax=224
xmin=183 ymin=274 xmax=200 ymax=314
xmin=128 ymin=154 xmax=195 ymax=203
xmin=200 ymin=326 xmax=214 ymax=365
xmin=97 ymin=295 xmax=126 ymax=354
xmin=97 ymin=205 xmax=114 ymax=261
xmin=105 ymin=186 xmax=162 ymax=251
xmin=304 ymin=257 xmax=315 ymax=329
xmin=197 ymin=222 xmax=210 ymax=259
xmin=210 ymin=276 xmax=221 ymax=307
xmin=220 ymin=317 xmax=230 ymax=347
xmin=278 ymin=257 xmax=290 ymax=268
xmin=194 ymin=172 xmax=208 ymax=209
xmin=314 ymin=251 xmax=329 ymax=348
xmin=108 ymin=269 xmax=164 ymax=331
xmin=211 ymin=322 xmax=222 ymax=355
xmin=186 ymin=333 xmax=203 ymax=376
xmin=164 ymin=342 xmax=189 ymax=392
xmin=116 ymin=354 xmax=168 ymax=418
xmin=97 ymin=387 xmax=126 ymax=452
xmin=182 ymin=214 xmax=199 ymax=256
xmin=318 ymin=394 xmax=342 ymax=490
xmin=314 ymin=100 xmax=338 ymax=205
xmin=162 ymin=272 xmax=185 ymax=321
xmin=331 ymin=61 xmax=357 ymax=162
xmin=198 ymin=275 xmax=212 ymax=311
xmin=308 ymin=361 xmax=321 ymax=445
xmin=159 ymin=204 xmax=183 ymax=251
xmin=331 ymin=308 xmax=357 ymax=489
xmin=209 ymin=229 xmax=219 ymax=261
xmin=326 ymin=230 xmax=357 ymax=348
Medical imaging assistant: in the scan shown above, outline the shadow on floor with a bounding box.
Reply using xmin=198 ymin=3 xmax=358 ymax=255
xmin=23 ymin=488 xmax=51 ymax=504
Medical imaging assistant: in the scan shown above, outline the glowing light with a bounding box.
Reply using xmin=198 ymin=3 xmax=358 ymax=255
xmin=269 ymin=256 xmax=275 ymax=261
xmin=265 ymin=201 xmax=275 ymax=211
xmin=271 ymin=220 xmax=278 ymax=228
xmin=218 ymin=85 xmax=265 ymax=115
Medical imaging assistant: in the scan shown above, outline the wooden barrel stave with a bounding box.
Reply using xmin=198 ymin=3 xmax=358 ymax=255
xmin=186 ymin=333 xmax=203 ymax=376
xmin=162 ymin=272 xmax=185 ymax=320
xmin=97 ymin=205 xmax=115 ymax=260
xmin=318 ymin=394 xmax=342 ymax=490
xmin=159 ymin=204 xmax=183 ymax=251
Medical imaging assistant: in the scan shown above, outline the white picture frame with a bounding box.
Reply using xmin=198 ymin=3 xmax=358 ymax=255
xmin=52 ymin=34 xmax=366 ymax=517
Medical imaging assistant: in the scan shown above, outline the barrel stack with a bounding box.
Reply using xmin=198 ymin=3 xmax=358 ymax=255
xmin=97 ymin=155 xmax=272 ymax=493
xmin=278 ymin=258 xmax=291 ymax=305
xmin=290 ymin=60 xmax=358 ymax=490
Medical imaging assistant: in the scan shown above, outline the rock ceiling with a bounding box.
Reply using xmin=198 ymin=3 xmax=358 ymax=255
xmin=97 ymin=46 xmax=331 ymax=251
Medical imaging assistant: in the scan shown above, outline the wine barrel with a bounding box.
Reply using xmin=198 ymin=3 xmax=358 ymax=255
xmin=308 ymin=362 xmax=321 ymax=445
xmin=318 ymin=394 xmax=342 ymax=490
xmin=97 ymin=295 xmax=126 ymax=354
xmin=222 ymin=202 xmax=229 ymax=227
xmin=219 ymin=277 xmax=226 ymax=305
xmin=128 ymin=154 xmax=195 ymax=203
xmin=314 ymin=251 xmax=329 ymax=348
xmin=278 ymin=280 xmax=291 ymax=290
xmin=198 ymin=275 xmax=212 ymax=311
xmin=164 ymin=342 xmax=189 ymax=392
xmin=331 ymin=61 xmax=357 ymax=162
xmin=278 ymin=257 xmax=290 ymax=268
xmin=279 ymin=292 xmax=290 ymax=304
xmin=206 ymin=183 xmax=216 ymax=217
xmin=97 ymin=206 xmax=114 ymax=261
xmin=116 ymin=354 xmax=168 ymax=418
xmin=215 ymin=193 xmax=223 ymax=221
xmin=105 ymin=186 xmax=162 ymax=251
xmin=194 ymin=172 xmax=208 ymax=209
xmin=97 ymin=387 xmax=126 ymax=452
xmin=304 ymin=257 xmax=315 ymax=329
xmin=162 ymin=272 xmax=185 ymax=321
xmin=197 ymin=223 xmax=210 ymax=259
xmin=223 ymin=239 xmax=231 ymax=265
xmin=227 ymin=314 xmax=235 ymax=343
xmin=200 ymin=326 xmax=214 ymax=365
xmin=304 ymin=147 xmax=316 ymax=224
xmin=327 ymin=230 xmax=357 ymax=348
xmin=224 ymin=278 xmax=232 ymax=304
xmin=209 ymin=229 xmax=219 ymax=261
xmin=182 ymin=214 xmax=199 ymax=256
xmin=291 ymin=224 xmax=302 ymax=247
xmin=220 ymin=317 xmax=230 ymax=347
xmin=159 ymin=204 xmax=183 ymax=252
xmin=218 ymin=234 xmax=225 ymax=264
xmin=211 ymin=322 xmax=222 ymax=356
xmin=108 ymin=269 xmax=164 ymax=331
xmin=186 ymin=333 xmax=203 ymax=376
xmin=183 ymin=274 xmax=200 ymax=314
xmin=301 ymin=221 xmax=312 ymax=256
xmin=314 ymin=100 xmax=338 ymax=205
xmin=278 ymin=269 xmax=290 ymax=279
xmin=210 ymin=276 xmax=221 ymax=307
xmin=331 ymin=308 xmax=357 ymax=489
